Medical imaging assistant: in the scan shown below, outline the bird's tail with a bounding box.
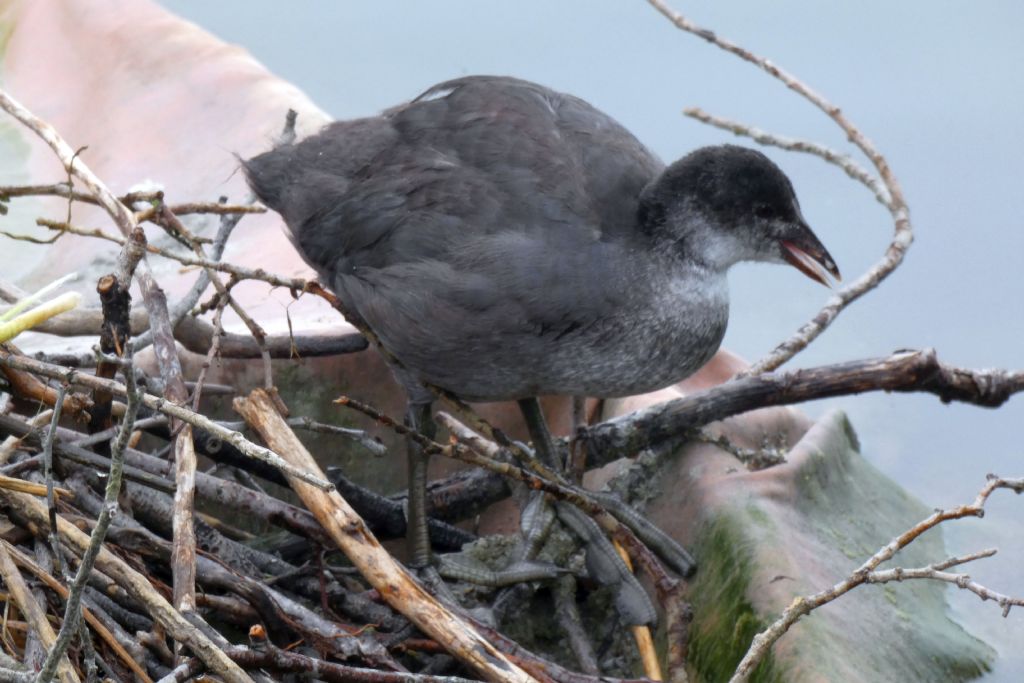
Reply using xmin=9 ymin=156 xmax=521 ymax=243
xmin=241 ymin=145 xmax=296 ymax=212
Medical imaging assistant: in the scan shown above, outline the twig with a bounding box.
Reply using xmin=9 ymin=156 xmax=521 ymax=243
xmin=646 ymin=0 xmax=912 ymax=374
xmin=167 ymin=643 xmax=479 ymax=683
xmin=191 ymin=300 xmax=226 ymax=411
xmin=864 ymin=548 xmax=1023 ymax=617
xmin=0 ymin=408 xmax=52 ymax=464
xmin=43 ymin=385 xmax=68 ymax=576
xmin=0 ymin=183 xmax=261 ymax=218
xmin=728 ymin=475 xmax=1024 ymax=682
xmin=36 ymin=217 xmax=312 ymax=290
xmin=3 ymin=542 xmax=154 ymax=682
xmin=682 ymin=108 xmax=890 ymax=208
xmin=36 ymin=356 xmax=142 ymax=683
xmin=0 ymin=543 xmax=78 ymax=683
xmin=234 ymin=388 xmax=536 ymax=683
xmin=288 ymin=416 xmax=388 ymax=457
xmin=0 ymin=349 xmax=333 ymax=490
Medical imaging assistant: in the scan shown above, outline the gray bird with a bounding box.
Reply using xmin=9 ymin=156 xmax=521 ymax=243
xmin=245 ymin=76 xmax=839 ymax=567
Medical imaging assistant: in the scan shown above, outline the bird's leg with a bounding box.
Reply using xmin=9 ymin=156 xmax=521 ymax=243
xmin=405 ymin=400 xmax=435 ymax=569
xmin=517 ymin=397 xmax=560 ymax=471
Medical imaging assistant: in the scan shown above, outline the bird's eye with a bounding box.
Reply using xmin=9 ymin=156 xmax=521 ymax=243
xmin=755 ymin=204 xmax=776 ymax=219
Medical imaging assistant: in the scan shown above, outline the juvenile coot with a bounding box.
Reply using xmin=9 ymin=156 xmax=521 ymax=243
xmin=245 ymin=75 xmax=839 ymax=566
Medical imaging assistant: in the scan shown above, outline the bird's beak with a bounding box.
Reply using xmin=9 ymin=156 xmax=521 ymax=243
xmin=780 ymin=220 xmax=841 ymax=288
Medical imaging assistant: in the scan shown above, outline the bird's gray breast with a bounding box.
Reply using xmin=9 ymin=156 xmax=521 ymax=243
xmin=361 ymin=262 xmax=731 ymax=402
xmin=528 ymin=269 xmax=730 ymax=398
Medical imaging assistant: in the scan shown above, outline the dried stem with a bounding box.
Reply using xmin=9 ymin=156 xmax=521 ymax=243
xmin=234 ymin=388 xmax=536 ymax=683
xmin=728 ymin=475 xmax=1024 ymax=682
xmin=0 ymin=349 xmax=332 ymax=490
xmin=42 ymin=384 xmax=68 ymax=576
xmin=646 ymin=0 xmax=913 ymax=374
xmin=36 ymin=357 xmax=142 ymax=683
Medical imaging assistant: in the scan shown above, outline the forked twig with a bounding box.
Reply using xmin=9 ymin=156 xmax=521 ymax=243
xmin=647 ymin=0 xmax=912 ymax=374
xmin=728 ymin=475 xmax=1024 ymax=682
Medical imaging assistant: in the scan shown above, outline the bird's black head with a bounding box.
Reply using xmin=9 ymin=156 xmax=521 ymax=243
xmin=638 ymin=145 xmax=840 ymax=285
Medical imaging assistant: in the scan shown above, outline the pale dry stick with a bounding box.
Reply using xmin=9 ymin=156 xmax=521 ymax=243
xmin=3 ymin=541 xmax=154 ymax=683
xmin=134 ymin=201 xmax=264 ymax=223
xmin=0 ymin=408 xmax=52 ymax=464
xmin=36 ymin=218 xmax=308 ymax=290
xmin=0 ymin=544 xmax=78 ymax=683
xmin=728 ymin=475 xmax=1024 ymax=683
xmin=0 ymin=489 xmax=253 ymax=683
xmin=0 ymin=182 xmax=260 ymax=218
xmin=42 ymin=384 xmax=69 ymax=580
xmin=191 ymin=298 xmax=227 ymax=411
xmin=646 ymin=0 xmax=912 ymax=375
xmin=865 ymin=548 xmax=1024 ymax=617
xmin=171 ymin=423 xmax=198 ymax=617
xmin=0 ymin=86 xmax=203 ymax=621
xmin=234 ymin=388 xmax=536 ymax=683
xmin=36 ymin=358 xmax=141 ymax=683
xmin=0 ymin=350 xmax=333 ymax=490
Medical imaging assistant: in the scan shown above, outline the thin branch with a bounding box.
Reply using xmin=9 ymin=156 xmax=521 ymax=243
xmin=0 ymin=183 xmax=261 ymax=218
xmin=35 ymin=216 xmax=325 ymax=296
xmin=234 ymin=388 xmax=536 ymax=683
xmin=0 ymin=282 xmax=367 ymax=360
xmin=728 ymin=475 xmax=1024 ymax=682
xmin=0 ymin=543 xmax=78 ymax=683
xmin=0 ymin=349 xmax=333 ymax=490
xmin=43 ymin=384 xmax=69 ymax=576
xmin=287 ymin=416 xmax=388 ymax=457
xmin=191 ymin=299 xmax=226 ymax=411
xmin=37 ymin=356 xmax=141 ymax=683
xmin=865 ymin=553 xmax=1024 ymax=617
xmin=646 ymin=0 xmax=913 ymax=374
xmin=683 ymin=108 xmax=891 ymax=208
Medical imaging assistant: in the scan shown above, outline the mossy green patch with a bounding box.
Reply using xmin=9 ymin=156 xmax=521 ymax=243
xmin=686 ymin=514 xmax=782 ymax=683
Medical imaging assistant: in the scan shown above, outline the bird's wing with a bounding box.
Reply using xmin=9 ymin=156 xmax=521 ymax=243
xmin=244 ymin=76 xmax=661 ymax=337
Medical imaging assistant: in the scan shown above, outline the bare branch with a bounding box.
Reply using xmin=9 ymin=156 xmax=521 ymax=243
xmin=584 ymin=349 xmax=1024 ymax=465
xmin=728 ymin=476 xmax=1024 ymax=682
xmin=0 ymin=543 xmax=78 ymax=683
xmin=36 ymin=356 xmax=142 ymax=683
xmin=646 ymin=0 xmax=913 ymax=374
xmin=234 ymin=388 xmax=537 ymax=683
xmin=683 ymin=108 xmax=891 ymax=207
xmin=0 ymin=349 xmax=333 ymax=490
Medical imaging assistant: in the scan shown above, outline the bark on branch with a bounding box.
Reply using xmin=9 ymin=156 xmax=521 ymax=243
xmin=234 ymin=388 xmax=536 ymax=683
xmin=584 ymin=349 xmax=1024 ymax=465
